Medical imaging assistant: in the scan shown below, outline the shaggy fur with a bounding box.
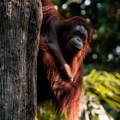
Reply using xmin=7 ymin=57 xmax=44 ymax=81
xmin=37 ymin=0 xmax=92 ymax=120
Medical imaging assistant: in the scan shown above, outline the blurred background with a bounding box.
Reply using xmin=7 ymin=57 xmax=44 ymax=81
xmin=38 ymin=0 xmax=120 ymax=120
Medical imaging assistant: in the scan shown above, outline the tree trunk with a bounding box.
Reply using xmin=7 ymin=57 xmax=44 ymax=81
xmin=0 ymin=0 xmax=42 ymax=120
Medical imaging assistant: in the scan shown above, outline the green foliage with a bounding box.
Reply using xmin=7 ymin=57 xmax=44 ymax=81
xmin=37 ymin=102 xmax=66 ymax=120
xmin=84 ymin=70 xmax=120 ymax=112
xmin=83 ymin=70 xmax=120 ymax=120
xmin=37 ymin=70 xmax=120 ymax=120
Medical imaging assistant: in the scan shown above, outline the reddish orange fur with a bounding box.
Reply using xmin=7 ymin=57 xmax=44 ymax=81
xmin=37 ymin=0 xmax=92 ymax=120
xmin=38 ymin=42 xmax=91 ymax=120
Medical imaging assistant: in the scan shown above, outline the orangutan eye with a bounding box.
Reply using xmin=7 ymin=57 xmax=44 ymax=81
xmin=75 ymin=31 xmax=81 ymax=35
xmin=80 ymin=33 xmax=86 ymax=41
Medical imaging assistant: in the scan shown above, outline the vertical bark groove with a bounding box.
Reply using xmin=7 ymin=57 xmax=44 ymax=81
xmin=0 ymin=0 xmax=42 ymax=120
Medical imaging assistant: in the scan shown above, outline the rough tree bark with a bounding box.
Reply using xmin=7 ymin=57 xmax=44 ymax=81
xmin=0 ymin=0 xmax=42 ymax=120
